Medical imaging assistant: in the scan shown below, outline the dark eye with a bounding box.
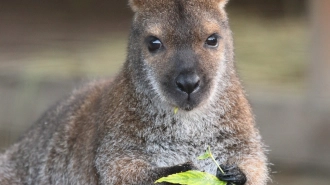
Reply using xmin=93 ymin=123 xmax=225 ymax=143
xmin=205 ymin=34 xmax=219 ymax=47
xmin=147 ymin=36 xmax=162 ymax=52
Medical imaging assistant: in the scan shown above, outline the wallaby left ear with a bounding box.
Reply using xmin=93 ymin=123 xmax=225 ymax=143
xmin=218 ymin=0 xmax=229 ymax=9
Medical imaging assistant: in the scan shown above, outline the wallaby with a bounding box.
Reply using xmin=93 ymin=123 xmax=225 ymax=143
xmin=0 ymin=0 xmax=269 ymax=184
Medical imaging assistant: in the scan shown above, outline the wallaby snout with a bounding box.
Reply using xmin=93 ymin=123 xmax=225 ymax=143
xmin=175 ymin=72 xmax=200 ymax=95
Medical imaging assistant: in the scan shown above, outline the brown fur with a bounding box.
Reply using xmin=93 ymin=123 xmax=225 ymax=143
xmin=0 ymin=0 xmax=269 ymax=184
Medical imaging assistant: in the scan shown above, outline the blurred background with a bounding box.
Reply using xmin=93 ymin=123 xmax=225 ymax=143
xmin=0 ymin=0 xmax=329 ymax=184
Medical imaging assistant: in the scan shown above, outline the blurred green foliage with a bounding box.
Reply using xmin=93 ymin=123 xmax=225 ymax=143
xmin=231 ymin=12 xmax=308 ymax=91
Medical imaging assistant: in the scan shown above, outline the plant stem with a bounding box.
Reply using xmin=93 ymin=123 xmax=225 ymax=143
xmin=208 ymin=146 xmax=225 ymax=174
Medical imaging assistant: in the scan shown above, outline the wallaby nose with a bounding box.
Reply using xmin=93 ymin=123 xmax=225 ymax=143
xmin=175 ymin=73 xmax=200 ymax=94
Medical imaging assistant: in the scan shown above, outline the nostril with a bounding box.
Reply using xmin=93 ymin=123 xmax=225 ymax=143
xmin=176 ymin=81 xmax=185 ymax=92
xmin=194 ymin=80 xmax=200 ymax=90
xmin=175 ymin=74 xmax=200 ymax=95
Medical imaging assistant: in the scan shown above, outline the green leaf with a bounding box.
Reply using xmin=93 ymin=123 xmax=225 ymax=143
xmin=174 ymin=107 xmax=179 ymax=114
xmin=197 ymin=150 xmax=211 ymax=160
xmin=155 ymin=170 xmax=226 ymax=185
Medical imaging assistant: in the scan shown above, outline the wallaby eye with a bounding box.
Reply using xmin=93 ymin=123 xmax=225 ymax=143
xmin=205 ymin=34 xmax=219 ymax=47
xmin=147 ymin=36 xmax=162 ymax=52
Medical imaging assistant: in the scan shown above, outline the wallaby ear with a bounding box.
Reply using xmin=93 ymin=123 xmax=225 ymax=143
xmin=218 ymin=0 xmax=229 ymax=9
xmin=129 ymin=0 xmax=143 ymax=12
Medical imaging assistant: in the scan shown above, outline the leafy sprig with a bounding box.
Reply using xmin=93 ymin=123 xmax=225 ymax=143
xmin=155 ymin=146 xmax=226 ymax=185
xmin=197 ymin=146 xmax=224 ymax=174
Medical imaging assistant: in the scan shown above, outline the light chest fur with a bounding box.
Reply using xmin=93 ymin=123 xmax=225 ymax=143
xmin=131 ymin=80 xmax=239 ymax=175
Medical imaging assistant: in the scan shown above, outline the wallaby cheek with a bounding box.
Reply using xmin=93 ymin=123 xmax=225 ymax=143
xmin=195 ymin=51 xmax=224 ymax=79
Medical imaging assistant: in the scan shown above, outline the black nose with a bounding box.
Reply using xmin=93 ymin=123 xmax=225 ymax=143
xmin=175 ymin=73 xmax=200 ymax=94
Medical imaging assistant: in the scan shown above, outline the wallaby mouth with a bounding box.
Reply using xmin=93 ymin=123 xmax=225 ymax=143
xmin=176 ymin=92 xmax=204 ymax=111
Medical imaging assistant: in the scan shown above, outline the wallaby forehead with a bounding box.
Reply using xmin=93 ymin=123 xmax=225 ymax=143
xmin=135 ymin=0 xmax=224 ymax=33
xmin=132 ymin=0 xmax=227 ymax=47
xmin=136 ymin=0 xmax=220 ymax=16
xmin=134 ymin=0 xmax=218 ymax=9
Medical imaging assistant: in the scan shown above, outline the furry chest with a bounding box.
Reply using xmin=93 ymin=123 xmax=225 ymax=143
xmin=147 ymin=141 xmax=223 ymax=175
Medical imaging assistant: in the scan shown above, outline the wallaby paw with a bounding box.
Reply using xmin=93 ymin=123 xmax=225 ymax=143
xmin=216 ymin=164 xmax=247 ymax=185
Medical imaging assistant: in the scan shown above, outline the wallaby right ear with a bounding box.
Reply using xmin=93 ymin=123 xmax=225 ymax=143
xmin=129 ymin=0 xmax=144 ymax=12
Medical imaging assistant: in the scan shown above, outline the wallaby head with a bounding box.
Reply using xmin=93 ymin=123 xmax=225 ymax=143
xmin=126 ymin=0 xmax=234 ymax=111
